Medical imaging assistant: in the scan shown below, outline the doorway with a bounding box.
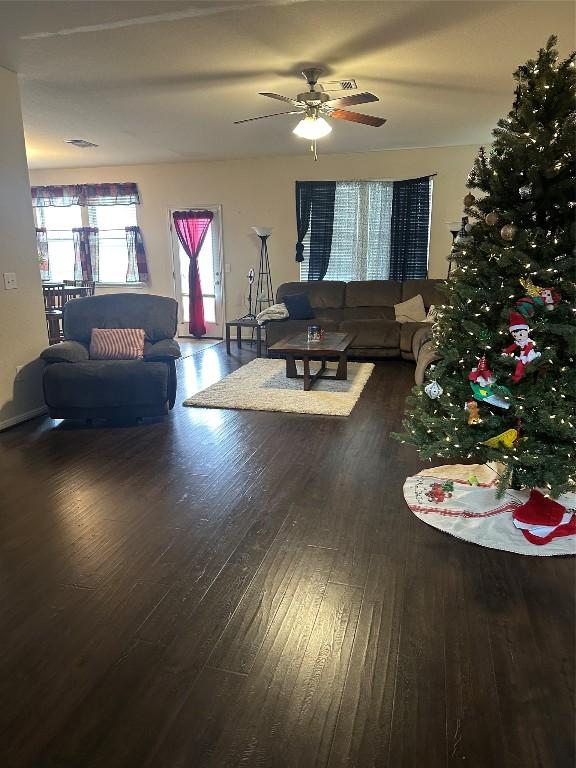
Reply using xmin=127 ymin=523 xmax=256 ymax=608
xmin=170 ymin=206 xmax=224 ymax=338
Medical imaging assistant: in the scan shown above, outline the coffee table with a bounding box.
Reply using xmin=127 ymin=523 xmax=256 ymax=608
xmin=268 ymin=331 xmax=355 ymax=391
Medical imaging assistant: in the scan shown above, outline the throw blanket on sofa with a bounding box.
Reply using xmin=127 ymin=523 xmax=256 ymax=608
xmin=256 ymin=303 xmax=289 ymax=325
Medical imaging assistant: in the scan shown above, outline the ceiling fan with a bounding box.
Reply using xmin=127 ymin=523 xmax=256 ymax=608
xmin=234 ymin=68 xmax=386 ymax=155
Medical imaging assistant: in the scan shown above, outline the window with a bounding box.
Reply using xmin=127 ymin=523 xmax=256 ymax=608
xmin=298 ymin=178 xmax=432 ymax=282
xmin=35 ymin=203 xmax=139 ymax=284
xmin=88 ymin=205 xmax=137 ymax=283
xmin=35 ymin=205 xmax=82 ymax=283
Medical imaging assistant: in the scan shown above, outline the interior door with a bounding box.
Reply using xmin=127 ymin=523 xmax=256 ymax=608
xmin=170 ymin=206 xmax=224 ymax=338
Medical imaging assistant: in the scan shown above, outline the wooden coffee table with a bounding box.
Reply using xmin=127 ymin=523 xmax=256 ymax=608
xmin=268 ymin=331 xmax=355 ymax=391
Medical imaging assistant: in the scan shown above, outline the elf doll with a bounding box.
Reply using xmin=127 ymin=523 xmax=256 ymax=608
xmin=502 ymin=311 xmax=541 ymax=383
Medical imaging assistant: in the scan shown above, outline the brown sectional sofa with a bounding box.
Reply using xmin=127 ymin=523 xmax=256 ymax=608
xmin=265 ymin=279 xmax=443 ymax=379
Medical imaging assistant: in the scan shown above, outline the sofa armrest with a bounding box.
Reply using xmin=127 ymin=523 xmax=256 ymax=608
xmin=144 ymin=339 xmax=181 ymax=361
xmin=40 ymin=340 xmax=89 ymax=363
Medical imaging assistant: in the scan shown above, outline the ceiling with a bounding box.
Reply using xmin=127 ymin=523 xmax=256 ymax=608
xmin=0 ymin=0 xmax=574 ymax=169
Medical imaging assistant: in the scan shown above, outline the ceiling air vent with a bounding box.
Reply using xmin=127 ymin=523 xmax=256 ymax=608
xmin=64 ymin=138 xmax=99 ymax=148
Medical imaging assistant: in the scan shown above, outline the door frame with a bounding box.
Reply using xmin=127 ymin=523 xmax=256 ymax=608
xmin=168 ymin=204 xmax=226 ymax=338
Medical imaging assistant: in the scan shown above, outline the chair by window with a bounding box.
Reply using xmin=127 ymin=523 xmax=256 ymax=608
xmin=43 ymin=284 xmax=65 ymax=344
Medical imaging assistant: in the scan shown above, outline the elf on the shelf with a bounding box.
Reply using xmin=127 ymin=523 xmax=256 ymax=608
xmin=502 ymin=311 xmax=541 ymax=383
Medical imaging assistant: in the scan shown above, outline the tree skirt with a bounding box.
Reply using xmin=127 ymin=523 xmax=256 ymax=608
xmin=403 ymin=464 xmax=576 ymax=556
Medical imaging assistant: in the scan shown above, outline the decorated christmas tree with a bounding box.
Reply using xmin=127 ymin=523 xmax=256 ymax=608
xmin=398 ymin=37 xmax=575 ymax=498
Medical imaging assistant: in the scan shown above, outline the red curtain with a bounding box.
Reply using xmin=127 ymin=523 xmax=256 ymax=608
xmin=173 ymin=210 xmax=213 ymax=337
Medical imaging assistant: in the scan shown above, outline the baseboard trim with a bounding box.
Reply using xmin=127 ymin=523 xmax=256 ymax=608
xmin=0 ymin=406 xmax=48 ymax=432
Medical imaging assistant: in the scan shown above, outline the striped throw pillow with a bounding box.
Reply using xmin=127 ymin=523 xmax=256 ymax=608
xmin=89 ymin=328 xmax=146 ymax=360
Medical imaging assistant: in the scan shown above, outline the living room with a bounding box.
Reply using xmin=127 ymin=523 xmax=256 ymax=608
xmin=0 ymin=1 xmax=574 ymax=766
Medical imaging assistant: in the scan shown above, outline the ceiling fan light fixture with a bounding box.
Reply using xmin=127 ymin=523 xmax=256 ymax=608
xmin=292 ymin=116 xmax=332 ymax=140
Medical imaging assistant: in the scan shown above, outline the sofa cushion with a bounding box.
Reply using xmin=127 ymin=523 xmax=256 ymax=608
xmin=90 ymin=328 xmax=145 ymax=360
xmin=339 ymin=319 xmax=400 ymax=349
xmin=43 ymin=360 xmax=169 ymax=409
xmin=394 ymin=295 xmax=427 ymax=324
xmin=400 ymin=322 xmax=431 ymax=354
xmin=283 ymin=293 xmax=314 ymax=320
xmin=345 ymin=280 xmax=402 ymax=308
xmin=276 ymin=281 xmax=345 ymax=309
xmin=401 ymin=279 xmax=444 ymax=309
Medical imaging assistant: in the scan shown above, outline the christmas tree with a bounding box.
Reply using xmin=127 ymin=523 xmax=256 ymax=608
xmin=397 ymin=36 xmax=576 ymax=498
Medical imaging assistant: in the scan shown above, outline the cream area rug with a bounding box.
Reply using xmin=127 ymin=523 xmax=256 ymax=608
xmin=183 ymin=358 xmax=374 ymax=416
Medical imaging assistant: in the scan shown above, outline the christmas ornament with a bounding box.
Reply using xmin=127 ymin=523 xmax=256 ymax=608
xmin=485 ymin=211 xmax=499 ymax=226
xmin=467 ymin=475 xmax=479 ymax=486
xmin=481 ymin=428 xmax=519 ymax=449
xmin=518 ymin=184 xmax=532 ymax=199
xmin=465 ymin=400 xmax=482 ymax=425
xmin=515 ymin=295 xmax=542 ymax=318
xmin=478 ymin=328 xmax=491 ymax=344
xmin=501 ymin=223 xmax=518 ymax=241
xmin=464 ymin=222 xmax=474 ymax=233
xmin=424 ymin=380 xmax=443 ymax=399
xmin=468 ymin=357 xmax=512 ymax=408
xmin=519 ymin=276 xmax=541 ymax=297
xmin=512 ymin=489 xmax=576 ymax=545
xmin=539 ymin=286 xmax=561 ymax=310
xmin=468 ymin=355 xmax=495 ymax=388
xmin=463 ymin=193 xmax=476 ymax=207
xmin=502 ymin=311 xmax=541 ymax=383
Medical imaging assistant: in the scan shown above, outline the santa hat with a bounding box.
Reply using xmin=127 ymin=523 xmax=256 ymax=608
xmin=509 ymin=311 xmax=529 ymax=331
xmin=512 ymin=489 xmax=576 ymax=545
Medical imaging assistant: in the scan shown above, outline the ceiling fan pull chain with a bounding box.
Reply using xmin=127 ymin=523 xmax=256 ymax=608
xmin=312 ymin=139 xmax=318 ymax=162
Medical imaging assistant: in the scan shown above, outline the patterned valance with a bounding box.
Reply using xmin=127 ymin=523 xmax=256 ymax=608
xmin=31 ymin=183 xmax=140 ymax=207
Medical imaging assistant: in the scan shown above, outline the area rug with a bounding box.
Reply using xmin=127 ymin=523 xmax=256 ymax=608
xmin=403 ymin=464 xmax=576 ymax=556
xmin=183 ymin=358 xmax=374 ymax=416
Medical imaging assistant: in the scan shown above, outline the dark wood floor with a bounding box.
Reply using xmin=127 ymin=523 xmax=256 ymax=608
xmin=0 ymin=341 xmax=573 ymax=768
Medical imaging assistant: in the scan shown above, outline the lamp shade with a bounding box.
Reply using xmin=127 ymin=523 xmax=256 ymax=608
xmin=252 ymin=226 xmax=272 ymax=238
xmin=292 ymin=116 xmax=332 ymax=140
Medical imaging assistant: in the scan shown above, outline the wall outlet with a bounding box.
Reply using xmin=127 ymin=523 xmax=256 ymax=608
xmin=3 ymin=272 xmax=17 ymax=290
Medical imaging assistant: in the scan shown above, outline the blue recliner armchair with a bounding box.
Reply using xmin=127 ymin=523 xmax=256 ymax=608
xmin=40 ymin=293 xmax=181 ymax=420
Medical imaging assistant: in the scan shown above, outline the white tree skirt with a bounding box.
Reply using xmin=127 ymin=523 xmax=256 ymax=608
xmin=403 ymin=464 xmax=576 ymax=556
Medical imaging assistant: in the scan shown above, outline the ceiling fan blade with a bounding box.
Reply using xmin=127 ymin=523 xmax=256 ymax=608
xmin=259 ymin=92 xmax=300 ymax=106
xmin=234 ymin=110 xmax=303 ymax=124
xmin=329 ymin=109 xmax=387 ymax=127
xmin=323 ymin=92 xmax=379 ymax=108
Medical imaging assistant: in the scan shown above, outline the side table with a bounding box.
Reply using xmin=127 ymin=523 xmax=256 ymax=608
xmin=225 ymin=319 xmax=264 ymax=357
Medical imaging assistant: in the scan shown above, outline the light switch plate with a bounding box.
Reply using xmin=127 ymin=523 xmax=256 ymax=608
xmin=225 ymin=263 xmax=231 ymax=273
xmin=3 ymin=272 xmax=17 ymax=290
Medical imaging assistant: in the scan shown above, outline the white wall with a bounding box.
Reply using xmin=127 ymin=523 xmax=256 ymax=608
xmin=30 ymin=144 xmax=479 ymax=324
xmin=0 ymin=68 xmax=48 ymax=429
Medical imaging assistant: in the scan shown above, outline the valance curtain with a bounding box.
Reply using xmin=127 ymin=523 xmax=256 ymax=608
xmin=73 ymin=227 xmax=99 ymax=282
xmin=125 ymin=226 xmax=149 ymax=283
xmin=389 ymin=176 xmax=432 ymax=280
xmin=31 ymin=183 xmax=140 ymax=207
xmin=294 ymin=181 xmax=337 ymax=281
xmin=36 ymin=228 xmax=50 ymax=281
xmin=172 ymin=210 xmax=213 ymax=337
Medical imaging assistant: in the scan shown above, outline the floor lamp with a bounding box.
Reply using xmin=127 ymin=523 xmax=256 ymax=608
xmin=252 ymin=227 xmax=274 ymax=312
